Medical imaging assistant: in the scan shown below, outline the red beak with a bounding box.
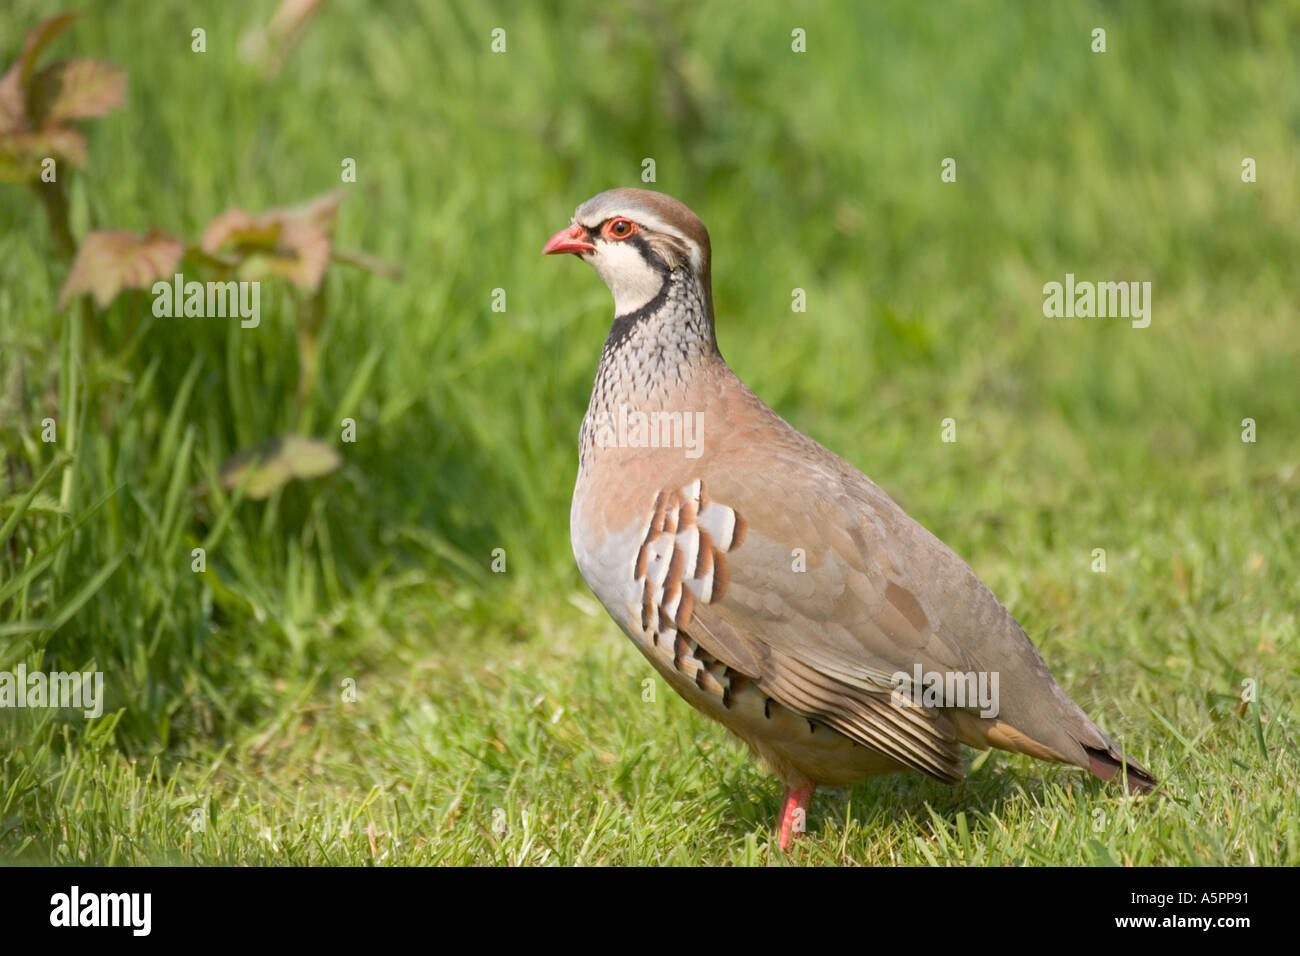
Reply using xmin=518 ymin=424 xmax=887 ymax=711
xmin=542 ymin=223 xmax=596 ymax=256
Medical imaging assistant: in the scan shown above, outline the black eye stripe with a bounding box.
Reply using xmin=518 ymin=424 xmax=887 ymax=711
xmin=628 ymin=234 xmax=669 ymax=275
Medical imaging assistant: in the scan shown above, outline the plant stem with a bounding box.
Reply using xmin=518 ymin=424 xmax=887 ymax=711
xmin=31 ymin=179 xmax=77 ymax=259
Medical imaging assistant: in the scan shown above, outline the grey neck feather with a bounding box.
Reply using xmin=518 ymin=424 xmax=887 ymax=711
xmin=579 ymin=268 xmax=718 ymax=467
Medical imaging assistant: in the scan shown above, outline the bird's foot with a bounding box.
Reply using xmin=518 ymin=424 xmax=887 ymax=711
xmin=777 ymin=785 xmax=815 ymax=851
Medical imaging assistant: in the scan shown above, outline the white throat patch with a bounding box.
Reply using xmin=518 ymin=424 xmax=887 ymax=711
xmin=591 ymin=241 xmax=665 ymax=315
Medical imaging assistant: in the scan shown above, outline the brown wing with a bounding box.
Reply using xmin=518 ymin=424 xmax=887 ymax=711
xmin=648 ymin=409 xmax=1134 ymax=782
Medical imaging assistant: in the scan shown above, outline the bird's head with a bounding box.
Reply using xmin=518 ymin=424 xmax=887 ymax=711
xmin=542 ymin=188 xmax=711 ymax=318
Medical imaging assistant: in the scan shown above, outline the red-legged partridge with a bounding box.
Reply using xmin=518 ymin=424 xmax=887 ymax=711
xmin=544 ymin=188 xmax=1156 ymax=850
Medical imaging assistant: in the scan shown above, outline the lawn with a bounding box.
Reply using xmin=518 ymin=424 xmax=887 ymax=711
xmin=0 ymin=0 xmax=1296 ymax=865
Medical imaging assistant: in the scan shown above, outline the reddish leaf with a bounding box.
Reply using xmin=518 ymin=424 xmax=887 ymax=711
xmin=58 ymin=229 xmax=184 ymax=308
xmin=200 ymin=190 xmax=345 ymax=292
xmin=0 ymin=14 xmax=79 ymax=132
xmin=0 ymin=14 xmax=123 ymax=180
xmin=199 ymin=208 xmax=282 ymax=253
xmin=281 ymin=189 xmax=344 ymax=233
xmin=32 ymin=59 xmax=126 ymax=123
xmin=0 ymin=126 xmax=86 ymax=181
xmin=238 ymin=226 xmax=332 ymax=291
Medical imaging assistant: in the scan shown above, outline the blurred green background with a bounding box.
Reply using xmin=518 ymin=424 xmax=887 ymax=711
xmin=0 ymin=0 xmax=1296 ymax=864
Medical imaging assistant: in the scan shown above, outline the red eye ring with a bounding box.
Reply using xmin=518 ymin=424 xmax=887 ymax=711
xmin=602 ymin=217 xmax=639 ymax=240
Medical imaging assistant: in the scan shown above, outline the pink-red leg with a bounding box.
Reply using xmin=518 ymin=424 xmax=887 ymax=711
xmin=778 ymin=785 xmax=814 ymax=851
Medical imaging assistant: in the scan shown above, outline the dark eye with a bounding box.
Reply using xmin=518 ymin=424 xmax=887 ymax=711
xmin=605 ymin=218 xmax=636 ymax=239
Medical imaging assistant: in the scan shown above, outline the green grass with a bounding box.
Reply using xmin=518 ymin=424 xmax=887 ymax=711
xmin=1 ymin=0 xmax=1297 ymax=865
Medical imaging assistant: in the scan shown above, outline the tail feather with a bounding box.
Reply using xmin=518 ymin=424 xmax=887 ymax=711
xmin=949 ymin=710 xmax=1160 ymax=795
xmin=1084 ymin=745 xmax=1159 ymax=795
